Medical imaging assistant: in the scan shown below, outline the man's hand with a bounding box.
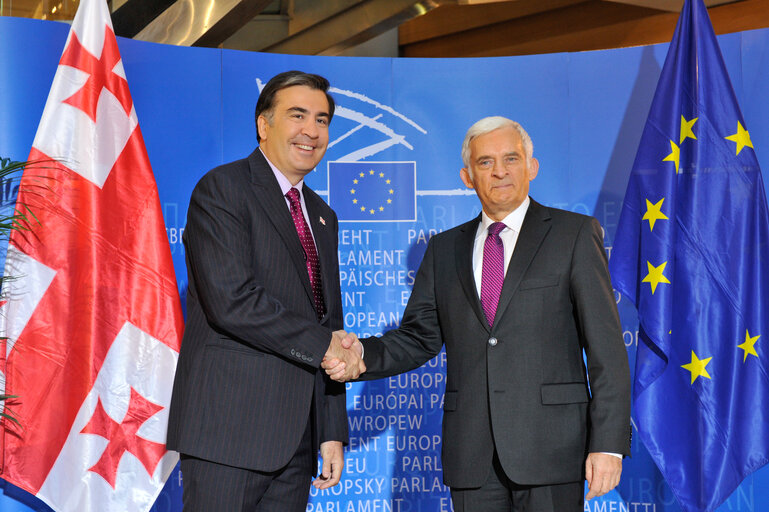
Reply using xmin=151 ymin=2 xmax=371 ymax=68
xmin=313 ymin=441 xmax=344 ymax=489
xmin=322 ymin=331 xmax=364 ymax=382
xmin=585 ymin=452 xmax=622 ymax=500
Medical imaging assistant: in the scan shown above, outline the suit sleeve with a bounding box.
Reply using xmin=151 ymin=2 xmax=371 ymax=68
xmin=570 ymin=217 xmax=632 ymax=455
xmin=360 ymin=237 xmax=445 ymax=379
xmin=319 ymin=211 xmax=348 ymax=443
xmin=184 ymin=170 xmax=332 ymax=367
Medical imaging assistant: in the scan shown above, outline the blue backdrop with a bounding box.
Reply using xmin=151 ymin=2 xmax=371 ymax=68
xmin=1 ymin=15 xmax=768 ymax=512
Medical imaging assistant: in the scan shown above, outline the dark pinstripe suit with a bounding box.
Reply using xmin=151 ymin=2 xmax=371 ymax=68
xmin=167 ymin=149 xmax=347 ymax=500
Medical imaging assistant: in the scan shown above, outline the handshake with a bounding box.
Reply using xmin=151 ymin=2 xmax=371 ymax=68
xmin=323 ymin=330 xmax=366 ymax=382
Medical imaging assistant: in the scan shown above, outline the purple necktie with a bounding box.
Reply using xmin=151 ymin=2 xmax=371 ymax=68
xmin=286 ymin=188 xmax=325 ymax=320
xmin=481 ymin=222 xmax=506 ymax=327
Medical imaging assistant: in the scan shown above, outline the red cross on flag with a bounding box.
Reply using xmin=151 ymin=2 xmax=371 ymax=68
xmin=0 ymin=0 xmax=184 ymax=510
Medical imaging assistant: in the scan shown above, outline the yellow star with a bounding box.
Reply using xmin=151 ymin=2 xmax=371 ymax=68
xmin=725 ymin=121 xmax=753 ymax=155
xmin=680 ymin=115 xmax=698 ymax=144
xmin=360 ymin=206 xmax=366 ymax=212
xmin=681 ymin=350 xmax=712 ymax=384
xmin=379 ymin=172 xmax=385 ymax=178
xmin=350 ymin=188 xmax=356 ymax=194
xmin=389 ymin=189 xmax=394 ymax=194
xmin=369 ymin=170 xmax=375 ymax=175
xmin=642 ymin=198 xmax=668 ymax=231
xmin=353 ymin=179 xmax=358 ymax=184
xmin=642 ymin=261 xmax=671 ymax=294
xmin=359 ymin=172 xmax=365 ymax=177
xmin=379 ymin=206 xmax=384 ymax=211
xmin=352 ymin=199 xmax=357 ymax=204
xmin=663 ymin=140 xmax=680 ymax=173
xmin=386 ymin=179 xmax=391 ymax=184
xmin=369 ymin=209 xmax=375 ymax=214
xmin=387 ymin=199 xmax=392 ymax=204
xmin=737 ymin=329 xmax=760 ymax=362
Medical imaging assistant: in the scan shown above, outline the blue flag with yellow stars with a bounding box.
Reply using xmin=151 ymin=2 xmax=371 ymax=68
xmin=610 ymin=1 xmax=769 ymax=511
xmin=328 ymin=161 xmax=416 ymax=222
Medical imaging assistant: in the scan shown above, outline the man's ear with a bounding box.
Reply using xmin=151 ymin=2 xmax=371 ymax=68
xmin=528 ymin=158 xmax=539 ymax=181
xmin=257 ymin=115 xmax=269 ymax=142
xmin=460 ymin=168 xmax=475 ymax=189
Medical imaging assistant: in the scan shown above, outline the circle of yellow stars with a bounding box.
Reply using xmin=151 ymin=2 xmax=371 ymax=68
xmin=645 ymin=116 xmax=759 ymax=296
xmin=350 ymin=169 xmax=394 ymax=215
xmin=681 ymin=329 xmax=760 ymax=385
xmin=664 ymin=116 xmax=754 ymax=174
xmin=645 ymin=115 xmax=762 ymax=386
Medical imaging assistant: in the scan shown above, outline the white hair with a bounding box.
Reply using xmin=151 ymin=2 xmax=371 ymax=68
xmin=461 ymin=116 xmax=534 ymax=169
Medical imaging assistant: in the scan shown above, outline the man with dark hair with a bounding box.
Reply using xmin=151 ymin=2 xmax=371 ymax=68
xmin=325 ymin=116 xmax=630 ymax=512
xmin=254 ymin=72 xmax=335 ymax=141
xmin=167 ymin=70 xmax=364 ymax=511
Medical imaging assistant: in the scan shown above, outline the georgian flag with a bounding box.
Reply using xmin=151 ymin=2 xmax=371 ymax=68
xmin=0 ymin=1 xmax=184 ymax=511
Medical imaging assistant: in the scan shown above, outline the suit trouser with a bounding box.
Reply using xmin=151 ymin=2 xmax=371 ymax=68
xmin=450 ymin=451 xmax=584 ymax=512
xmin=179 ymin=417 xmax=314 ymax=512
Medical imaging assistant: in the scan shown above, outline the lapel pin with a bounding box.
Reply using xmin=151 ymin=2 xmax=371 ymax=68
xmin=319 ymin=216 xmax=326 ymax=226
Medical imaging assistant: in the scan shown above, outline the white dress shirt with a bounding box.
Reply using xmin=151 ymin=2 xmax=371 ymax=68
xmin=260 ymin=147 xmax=316 ymax=241
xmin=471 ymin=197 xmax=530 ymax=297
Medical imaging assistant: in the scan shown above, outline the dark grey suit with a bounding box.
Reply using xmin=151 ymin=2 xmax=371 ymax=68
xmin=360 ymin=199 xmax=630 ymax=489
xmin=167 ymin=149 xmax=347 ymax=475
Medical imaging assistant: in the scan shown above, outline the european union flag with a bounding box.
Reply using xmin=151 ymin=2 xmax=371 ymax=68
xmin=328 ymin=161 xmax=416 ymax=222
xmin=610 ymin=1 xmax=769 ymax=511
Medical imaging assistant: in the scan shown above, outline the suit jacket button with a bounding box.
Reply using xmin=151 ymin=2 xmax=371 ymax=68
xmin=488 ymin=337 xmax=498 ymax=347
xmin=290 ymin=349 xmax=296 ymax=355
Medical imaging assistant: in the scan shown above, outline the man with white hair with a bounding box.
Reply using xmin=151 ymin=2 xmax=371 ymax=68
xmin=325 ymin=116 xmax=631 ymax=511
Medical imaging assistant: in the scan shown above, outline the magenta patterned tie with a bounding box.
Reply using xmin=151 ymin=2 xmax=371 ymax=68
xmin=286 ymin=188 xmax=326 ymax=320
xmin=481 ymin=222 xmax=506 ymax=327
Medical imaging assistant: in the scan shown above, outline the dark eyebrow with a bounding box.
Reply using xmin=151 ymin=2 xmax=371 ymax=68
xmin=287 ymin=106 xmax=329 ymax=118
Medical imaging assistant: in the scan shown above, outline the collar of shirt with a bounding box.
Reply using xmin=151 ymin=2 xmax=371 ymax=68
xmin=259 ymin=147 xmax=315 ymax=237
xmin=471 ymin=196 xmax=531 ymax=296
xmin=260 ymin=147 xmax=306 ymax=197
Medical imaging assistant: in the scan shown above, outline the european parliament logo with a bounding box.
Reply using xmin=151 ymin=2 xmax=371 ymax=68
xmin=328 ymin=161 xmax=416 ymax=222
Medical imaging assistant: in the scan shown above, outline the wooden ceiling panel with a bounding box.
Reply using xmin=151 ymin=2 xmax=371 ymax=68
xmin=8 ymin=0 xmax=765 ymax=58
xmin=399 ymin=0 xmax=767 ymax=58
xmin=399 ymin=0 xmax=586 ymax=45
xmin=602 ymin=0 xmax=740 ymax=12
xmin=401 ymin=1 xmax=665 ymax=57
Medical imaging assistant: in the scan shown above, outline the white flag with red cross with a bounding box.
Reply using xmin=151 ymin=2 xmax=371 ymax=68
xmin=0 ymin=0 xmax=184 ymax=510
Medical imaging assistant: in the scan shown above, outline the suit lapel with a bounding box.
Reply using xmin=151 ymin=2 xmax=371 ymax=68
xmin=455 ymin=215 xmax=490 ymax=332
xmin=305 ymin=190 xmax=334 ymax=323
xmin=247 ymin=150 xmax=315 ymax=305
xmin=492 ymin=199 xmax=552 ymax=329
